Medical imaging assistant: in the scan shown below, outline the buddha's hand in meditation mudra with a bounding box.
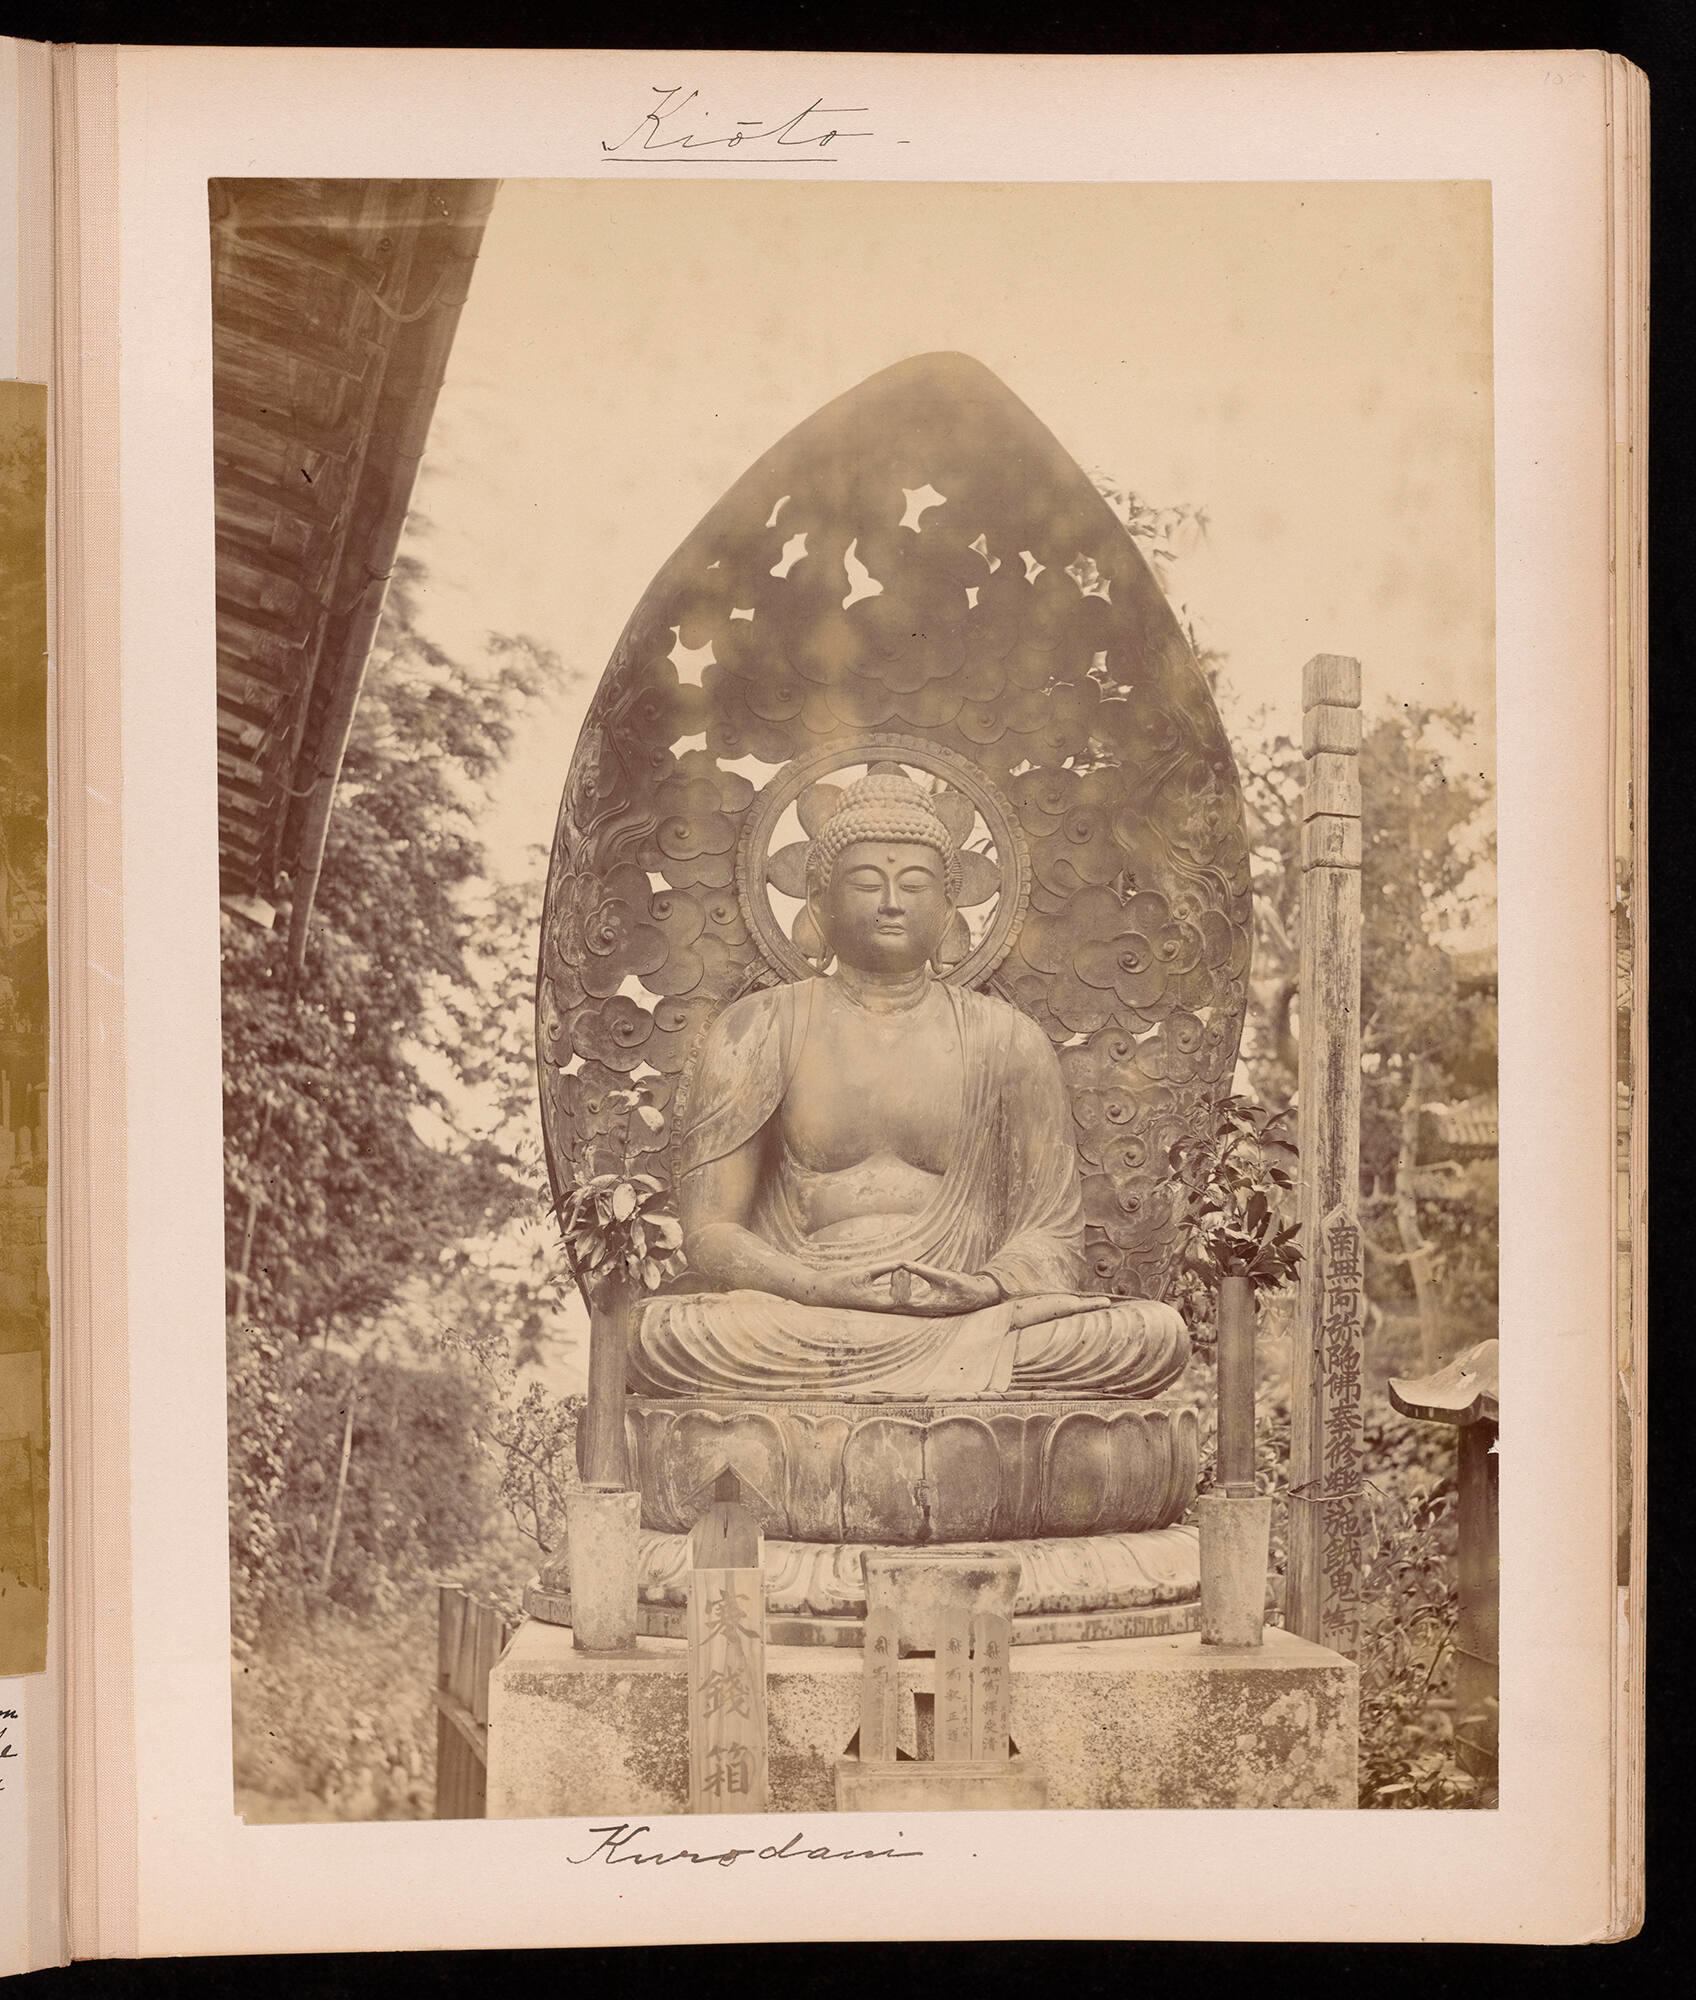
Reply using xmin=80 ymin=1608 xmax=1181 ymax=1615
xmin=797 ymin=1259 xmax=1003 ymax=1316
xmin=627 ymin=772 xmax=1187 ymax=1403
xmin=866 ymin=1263 xmax=1113 ymax=1323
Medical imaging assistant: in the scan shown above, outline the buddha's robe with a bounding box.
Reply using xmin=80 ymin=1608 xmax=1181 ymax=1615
xmin=630 ymin=980 xmax=1187 ymax=1401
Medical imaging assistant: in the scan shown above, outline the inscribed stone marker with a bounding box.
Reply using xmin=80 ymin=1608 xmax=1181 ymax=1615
xmin=935 ymin=1607 xmax=974 ymax=1762
xmin=969 ymin=1612 xmax=1012 ymax=1761
xmin=860 ymin=1604 xmax=901 ymax=1764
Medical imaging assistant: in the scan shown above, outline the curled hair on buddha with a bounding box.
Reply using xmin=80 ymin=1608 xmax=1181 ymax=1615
xmin=802 ymin=772 xmax=963 ymax=905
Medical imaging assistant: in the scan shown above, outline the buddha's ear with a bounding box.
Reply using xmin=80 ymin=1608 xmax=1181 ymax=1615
xmin=793 ymin=899 xmax=829 ymax=971
xmin=932 ymin=910 xmax=972 ymax=974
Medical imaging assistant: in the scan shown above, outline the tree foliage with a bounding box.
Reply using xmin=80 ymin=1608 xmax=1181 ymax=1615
xmin=560 ymin=1168 xmax=685 ymax=1298
xmin=228 ymin=1320 xmax=499 ymax=1648
xmin=1354 ymin=1404 xmax=1494 ymax=1808
xmin=443 ymin=1309 xmax=582 ymax=1557
xmin=222 ymin=567 xmax=557 ymax=1338
xmin=1234 ymin=704 xmax=1496 ymax=1339
xmin=223 ymin=558 xmax=568 ymax=1641
xmin=1238 ymin=704 xmax=1493 ymax=1127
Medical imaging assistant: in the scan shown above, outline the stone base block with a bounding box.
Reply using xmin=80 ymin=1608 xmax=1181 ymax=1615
xmin=835 ymin=1756 xmax=1048 ymax=1813
xmin=488 ymin=1621 xmax=874 ymax=1818
xmin=629 ymin=1521 xmax=1202 ymax=1619
xmin=525 ymin=1583 xmax=1206 ymax=1649
xmin=486 ymin=1618 xmax=1357 ymax=1817
xmin=991 ymin=1626 xmax=1357 ymax=1809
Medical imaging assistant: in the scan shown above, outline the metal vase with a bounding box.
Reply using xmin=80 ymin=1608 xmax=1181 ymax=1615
xmin=1215 ymin=1272 xmax=1257 ymax=1497
xmin=577 ymin=1274 xmax=634 ymax=1487
xmin=565 ymin=1481 xmax=642 ymax=1653
xmin=1197 ymin=1491 xmax=1272 ymax=1648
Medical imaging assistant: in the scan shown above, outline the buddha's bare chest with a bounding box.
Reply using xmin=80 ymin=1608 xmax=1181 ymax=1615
xmin=781 ymin=1003 xmax=962 ymax=1172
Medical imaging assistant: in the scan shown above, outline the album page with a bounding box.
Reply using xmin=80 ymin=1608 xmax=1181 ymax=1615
xmin=63 ymin=45 xmax=1636 ymax=1950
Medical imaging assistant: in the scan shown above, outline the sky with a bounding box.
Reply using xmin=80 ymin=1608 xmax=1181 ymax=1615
xmin=395 ymin=176 xmax=1497 ymax=895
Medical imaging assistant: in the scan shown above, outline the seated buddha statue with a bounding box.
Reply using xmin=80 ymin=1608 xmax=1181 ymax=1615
xmin=629 ymin=772 xmax=1188 ymax=1403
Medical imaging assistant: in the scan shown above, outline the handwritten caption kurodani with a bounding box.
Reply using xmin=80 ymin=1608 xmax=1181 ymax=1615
xmin=568 ymin=1823 xmax=922 ymax=1870
xmin=0 ymin=1710 xmax=18 ymax=1791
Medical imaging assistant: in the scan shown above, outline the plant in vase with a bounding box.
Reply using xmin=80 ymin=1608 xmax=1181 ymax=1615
xmin=537 ymin=1087 xmax=687 ymax=1648
xmin=1169 ymin=1094 xmax=1304 ymax=1345
xmin=555 ymin=1086 xmax=686 ymax=1486
xmin=1169 ymin=1096 xmax=1303 ymax=1646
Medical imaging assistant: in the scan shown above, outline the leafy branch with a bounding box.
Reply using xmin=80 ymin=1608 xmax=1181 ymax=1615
xmin=1168 ymin=1095 xmax=1303 ymax=1331
xmin=555 ymin=1085 xmax=686 ymax=1305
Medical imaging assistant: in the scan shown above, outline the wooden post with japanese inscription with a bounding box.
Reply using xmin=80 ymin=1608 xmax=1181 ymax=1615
xmin=1288 ymin=654 xmax=1367 ymax=1657
xmin=686 ymin=1470 xmax=768 ymax=1813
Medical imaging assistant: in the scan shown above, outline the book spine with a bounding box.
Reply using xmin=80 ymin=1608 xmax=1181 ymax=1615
xmin=52 ymin=38 xmax=139 ymax=1969
xmin=1603 ymin=47 xmax=1649 ymax=1949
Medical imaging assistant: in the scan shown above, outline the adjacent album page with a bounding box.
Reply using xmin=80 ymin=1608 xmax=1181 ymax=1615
xmin=86 ymin=46 xmax=1629 ymax=1950
xmin=1 ymin=34 xmax=63 ymax=1980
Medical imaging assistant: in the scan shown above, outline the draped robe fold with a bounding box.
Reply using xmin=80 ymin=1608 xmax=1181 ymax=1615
xmin=630 ymin=980 xmax=1187 ymax=1401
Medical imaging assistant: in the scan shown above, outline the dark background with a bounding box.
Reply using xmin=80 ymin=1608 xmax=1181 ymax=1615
xmin=3 ymin=0 xmax=1688 ymax=1992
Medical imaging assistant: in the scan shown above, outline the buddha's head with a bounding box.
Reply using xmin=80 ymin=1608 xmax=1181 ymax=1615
xmin=804 ymin=773 xmax=961 ymax=977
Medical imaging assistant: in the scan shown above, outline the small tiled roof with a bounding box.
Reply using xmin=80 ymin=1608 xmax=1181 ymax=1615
xmin=1429 ymin=1093 xmax=1499 ymax=1156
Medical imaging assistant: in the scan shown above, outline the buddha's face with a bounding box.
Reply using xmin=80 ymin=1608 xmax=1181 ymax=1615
xmin=815 ymin=840 xmax=953 ymax=976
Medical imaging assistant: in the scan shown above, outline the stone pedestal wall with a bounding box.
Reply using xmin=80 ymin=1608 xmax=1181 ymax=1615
xmin=486 ymin=1618 xmax=1358 ymax=1817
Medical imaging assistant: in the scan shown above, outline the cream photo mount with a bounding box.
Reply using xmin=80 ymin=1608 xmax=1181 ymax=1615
xmin=31 ymin=44 xmax=1640 ymax=1954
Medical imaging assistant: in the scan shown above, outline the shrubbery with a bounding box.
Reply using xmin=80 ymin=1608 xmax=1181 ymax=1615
xmin=228 ymin=1320 xmax=500 ymax=1652
xmin=1184 ymin=1316 xmax=1490 ymax=1810
xmin=233 ymin=1596 xmax=439 ymax=1822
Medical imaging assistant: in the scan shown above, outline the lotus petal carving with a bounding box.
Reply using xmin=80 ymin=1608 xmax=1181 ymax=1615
xmin=628 ymin=1396 xmax=1199 ymax=1545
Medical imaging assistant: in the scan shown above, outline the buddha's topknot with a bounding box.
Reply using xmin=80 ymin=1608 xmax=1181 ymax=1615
xmin=806 ymin=773 xmax=961 ymax=901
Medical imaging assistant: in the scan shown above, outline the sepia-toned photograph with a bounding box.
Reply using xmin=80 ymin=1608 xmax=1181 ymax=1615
xmin=214 ymin=176 xmax=1498 ymax=1826
xmin=0 ymin=380 xmax=49 ymax=1682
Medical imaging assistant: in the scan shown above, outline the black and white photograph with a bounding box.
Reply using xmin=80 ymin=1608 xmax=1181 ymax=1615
xmin=0 ymin=379 xmax=49 ymax=1683
xmin=212 ymin=174 xmax=1500 ymax=1827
